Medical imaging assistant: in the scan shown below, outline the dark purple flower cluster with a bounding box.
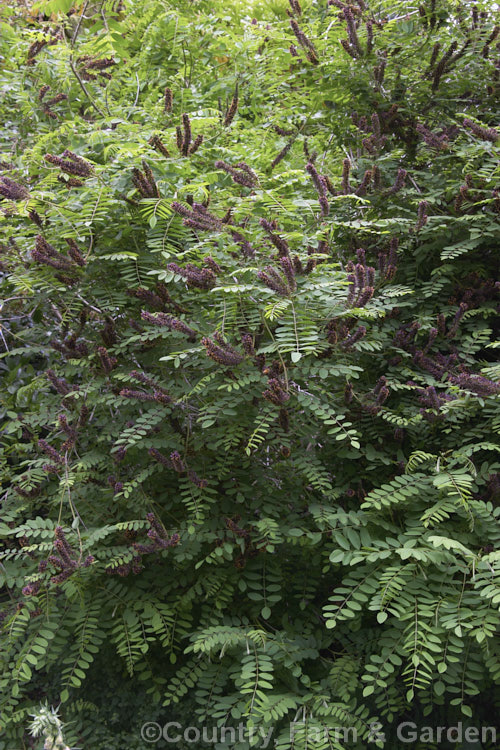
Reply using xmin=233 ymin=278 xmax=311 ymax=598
xmin=46 ymin=369 xmax=71 ymax=395
xmin=45 ymin=150 xmax=93 ymax=178
xmin=258 ymin=261 xmax=296 ymax=296
xmin=215 ymin=160 xmax=258 ymax=188
xmin=481 ymin=25 xmax=500 ymax=58
xmin=120 ymin=388 xmax=157 ymax=403
xmin=27 ymin=39 xmax=48 ymax=65
xmin=366 ymin=20 xmax=374 ymax=53
xmin=346 ymin=253 xmax=375 ymax=307
xmin=78 ymin=403 xmax=89 ymax=428
xmin=38 ymin=439 xmax=64 ymax=465
xmin=32 ymin=235 xmax=75 ymax=271
xmin=141 ymin=310 xmax=196 ymax=340
xmin=28 ymin=209 xmax=44 ymax=227
xmin=51 ymin=335 xmax=88 ymax=359
xmin=373 ymin=57 xmax=386 ymax=87
xmin=171 ymin=201 xmax=225 ymax=231
xmin=424 ymin=328 xmax=438 ymax=352
xmin=128 ymin=514 xmax=180 ymax=558
xmin=132 ymin=161 xmax=160 ymax=198
xmin=431 ymin=41 xmax=458 ymax=91
xmin=241 ymin=333 xmax=256 ymax=356
xmin=22 ymin=581 xmax=42 ymax=597
xmin=413 ymin=350 xmax=458 ymax=379
xmin=280 ymin=256 xmax=297 ymax=289
xmin=357 ymin=113 xmax=388 ymax=155
xmin=414 ymin=200 xmax=429 ymax=232
xmin=170 ymin=450 xmax=185 ymax=473
xmin=23 ymin=526 xmax=94 ymax=591
xmin=97 ymin=346 xmax=117 ymax=374
xmin=357 ymin=375 xmax=389 ymax=413
xmin=176 ymin=113 xmax=203 ymax=155
xmin=340 ymin=7 xmax=364 ymax=58
xmin=229 ymin=229 xmax=255 ymax=258
xmin=130 ymin=369 xmax=169 ymax=392
xmin=356 ymin=169 xmax=372 ymax=196
xmin=463 ymin=118 xmax=499 ymax=143
xmin=203 ymin=256 xmax=222 ymax=273
xmin=446 ymin=303 xmax=468 ymax=339
xmin=306 ymin=162 xmax=330 ymax=216
xmin=202 ymin=335 xmax=244 ymax=367
xmin=344 ymin=382 xmax=354 ymax=403
xmin=341 ymin=158 xmax=352 ymax=194
xmin=121 ymin=371 xmax=172 ymax=405
xmin=14 ymin=484 xmax=41 ymax=499
xmin=290 ymin=19 xmax=319 ymax=64
xmin=271 ymin=137 xmax=295 ymax=170
xmin=164 ymin=87 xmax=173 ymax=112
xmin=387 ymin=168 xmax=407 ymax=195
xmin=393 ymin=321 xmax=421 ymax=350
xmin=416 ymin=123 xmax=448 ymax=150
xmin=288 ymin=0 xmax=302 ymax=16
xmin=167 ymin=261 xmax=217 ymax=290
xmin=58 ymin=414 xmax=77 ymax=452
xmin=107 ymin=475 xmax=123 ymax=494
xmin=342 ymin=326 xmax=367 ymax=349
xmin=261 ymin=358 xmax=284 ymax=379
xmin=148 ymin=447 xmax=171 ymax=467
xmin=100 ymin=317 xmax=117 ymax=347
xmin=149 ymin=135 xmax=170 ymax=158
xmin=0 ymin=176 xmax=30 ymax=201
xmin=259 ymin=218 xmax=290 ymax=257
xmin=319 ymin=174 xmax=334 ymax=196
xmin=65 ymin=238 xmax=86 ymax=266
xmin=148 ymin=447 xmax=206 ymax=488
xmin=454 ymin=179 xmax=474 ymax=212
xmin=38 ymin=85 xmax=68 ymax=119
xmin=263 ymin=378 xmax=290 ymax=406
xmin=106 ymin=554 xmax=143 ymax=577
xmin=409 ymin=383 xmax=454 ymax=421
xmin=190 ymin=469 xmax=206 ymax=488
xmin=130 ymin=286 xmax=164 ymax=309
xmin=420 ymin=385 xmax=449 ymax=410
xmin=26 ymin=32 xmax=59 ymax=65
xmin=77 ymin=55 xmax=116 ymax=82
xmin=329 ymin=0 xmax=364 ymax=13
xmin=223 ymin=84 xmax=239 ymax=126
xmin=274 ymin=125 xmax=295 ymax=136
xmin=378 ymin=237 xmax=398 ymax=280
xmin=448 ymin=273 xmax=499 ymax=309
xmin=449 ymin=373 xmax=500 ymax=398
xmin=58 ymin=176 xmax=83 ymax=190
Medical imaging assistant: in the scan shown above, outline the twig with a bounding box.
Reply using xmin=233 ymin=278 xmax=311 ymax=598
xmin=0 ymin=327 xmax=9 ymax=352
xmin=133 ymin=72 xmax=140 ymax=108
xmin=100 ymin=0 xmax=109 ymax=34
xmin=75 ymin=293 xmax=103 ymax=315
xmin=69 ymin=56 xmax=106 ymax=117
xmin=71 ymin=0 xmax=91 ymax=48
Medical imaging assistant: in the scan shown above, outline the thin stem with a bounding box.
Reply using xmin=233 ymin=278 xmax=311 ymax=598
xmin=71 ymin=0 xmax=91 ymax=48
xmin=69 ymin=57 xmax=106 ymax=118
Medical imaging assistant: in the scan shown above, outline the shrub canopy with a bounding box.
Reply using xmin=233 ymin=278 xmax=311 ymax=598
xmin=0 ymin=0 xmax=499 ymax=747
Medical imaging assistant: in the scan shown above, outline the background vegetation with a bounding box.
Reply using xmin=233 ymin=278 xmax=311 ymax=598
xmin=0 ymin=0 xmax=499 ymax=747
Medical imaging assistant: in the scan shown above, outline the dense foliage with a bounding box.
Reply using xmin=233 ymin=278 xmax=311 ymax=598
xmin=1 ymin=0 xmax=499 ymax=747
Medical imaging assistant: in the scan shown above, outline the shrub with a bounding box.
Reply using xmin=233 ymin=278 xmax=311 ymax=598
xmin=1 ymin=0 xmax=499 ymax=747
